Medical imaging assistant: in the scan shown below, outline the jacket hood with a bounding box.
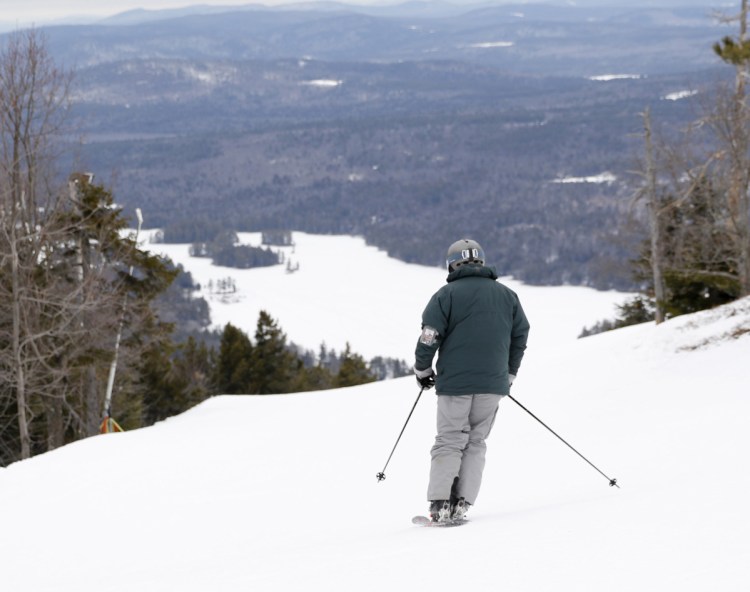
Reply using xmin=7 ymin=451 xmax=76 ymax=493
xmin=446 ymin=264 xmax=498 ymax=283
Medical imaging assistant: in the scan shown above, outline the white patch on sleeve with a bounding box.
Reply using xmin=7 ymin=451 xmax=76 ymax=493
xmin=419 ymin=326 xmax=439 ymax=346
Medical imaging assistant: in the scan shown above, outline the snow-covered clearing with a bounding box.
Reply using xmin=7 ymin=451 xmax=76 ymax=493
xmin=300 ymin=79 xmax=342 ymax=88
xmin=552 ymin=172 xmax=617 ymax=185
xmin=663 ymin=89 xmax=699 ymax=101
xmin=145 ymin=232 xmax=628 ymax=360
xmin=1 ymin=233 xmax=748 ymax=592
xmin=467 ymin=41 xmax=514 ymax=48
xmin=588 ymin=74 xmax=643 ymax=81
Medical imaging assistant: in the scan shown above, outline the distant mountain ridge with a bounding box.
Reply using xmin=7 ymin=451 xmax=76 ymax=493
xmin=0 ymin=1 xmax=720 ymax=32
xmin=39 ymin=3 xmax=723 ymax=73
xmin=97 ymin=1 xmax=484 ymax=25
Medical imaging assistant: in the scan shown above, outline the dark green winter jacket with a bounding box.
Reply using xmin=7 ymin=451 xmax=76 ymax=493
xmin=415 ymin=264 xmax=530 ymax=396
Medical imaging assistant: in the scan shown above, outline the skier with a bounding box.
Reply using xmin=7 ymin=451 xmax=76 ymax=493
xmin=413 ymin=238 xmax=530 ymax=523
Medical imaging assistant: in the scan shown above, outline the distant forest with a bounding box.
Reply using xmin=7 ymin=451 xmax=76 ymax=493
xmin=47 ymin=3 xmax=731 ymax=289
xmin=77 ymin=74 xmax=708 ymax=289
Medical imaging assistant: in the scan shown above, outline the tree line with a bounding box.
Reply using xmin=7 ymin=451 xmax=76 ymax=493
xmin=0 ymin=31 xmax=175 ymax=464
xmin=210 ymin=313 xmax=377 ymax=397
xmin=0 ymin=31 xmax=397 ymax=467
xmin=133 ymin=311 xmax=381 ymax=436
xmin=156 ymin=223 xmax=284 ymax=270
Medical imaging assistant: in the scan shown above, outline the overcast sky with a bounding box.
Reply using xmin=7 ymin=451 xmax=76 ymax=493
xmin=1 ymin=1 xmax=386 ymax=25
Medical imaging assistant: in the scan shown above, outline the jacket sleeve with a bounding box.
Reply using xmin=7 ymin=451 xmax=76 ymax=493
xmin=414 ymin=289 xmax=449 ymax=371
xmin=508 ymin=296 xmax=530 ymax=376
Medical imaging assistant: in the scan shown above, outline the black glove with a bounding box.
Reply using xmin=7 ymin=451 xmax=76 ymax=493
xmin=414 ymin=367 xmax=435 ymax=390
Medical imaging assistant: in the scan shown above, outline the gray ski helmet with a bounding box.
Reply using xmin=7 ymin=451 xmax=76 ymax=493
xmin=446 ymin=238 xmax=485 ymax=271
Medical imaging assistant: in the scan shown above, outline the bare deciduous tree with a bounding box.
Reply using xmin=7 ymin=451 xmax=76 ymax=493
xmin=1 ymin=31 xmax=182 ymax=466
xmin=0 ymin=29 xmax=72 ymax=460
xmin=640 ymin=108 xmax=668 ymax=323
xmin=629 ymin=2 xmax=750 ymax=323
xmin=713 ymin=0 xmax=750 ymax=296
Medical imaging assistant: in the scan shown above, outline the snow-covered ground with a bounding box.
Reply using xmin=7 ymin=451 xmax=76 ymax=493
xmin=552 ymin=172 xmax=617 ymax=185
xmin=588 ymin=74 xmax=643 ymax=81
xmin=1 ymin=233 xmax=749 ymax=592
xmin=663 ymin=89 xmax=698 ymax=101
xmin=144 ymin=231 xmax=629 ymax=361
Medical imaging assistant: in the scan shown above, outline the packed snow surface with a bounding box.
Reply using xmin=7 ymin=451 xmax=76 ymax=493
xmin=1 ymin=233 xmax=749 ymax=592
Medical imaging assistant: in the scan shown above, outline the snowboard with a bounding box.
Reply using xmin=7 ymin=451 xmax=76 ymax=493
xmin=411 ymin=515 xmax=468 ymax=528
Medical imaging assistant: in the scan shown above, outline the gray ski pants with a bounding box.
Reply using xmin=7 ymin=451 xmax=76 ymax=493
xmin=427 ymin=393 xmax=502 ymax=505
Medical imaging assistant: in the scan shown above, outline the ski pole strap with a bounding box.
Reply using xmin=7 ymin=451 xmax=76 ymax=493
xmin=507 ymin=394 xmax=619 ymax=488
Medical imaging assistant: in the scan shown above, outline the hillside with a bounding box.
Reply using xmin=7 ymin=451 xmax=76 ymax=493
xmin=45 ymin=4 xmax=724 ymax=73
xmin=26 ymin=2 xmax=732 ymax=288
xmin=1 ymin=282 xmax=747 ymax=591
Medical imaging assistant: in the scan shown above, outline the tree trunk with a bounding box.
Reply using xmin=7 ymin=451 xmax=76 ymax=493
xmin=712 ymin=0 xmax=750 ymax=297
xmin=730 ymin=0 xmax=750 ymax=296
xmin=10 ymin=222 xmax=31 ymax=459
xmin=86 ymin=367 xmax=100 ymax=437
xmin=46 ymin=397 xmax=65 ymax=451
xmin=642 ymin=109 xmax=667 ymax=323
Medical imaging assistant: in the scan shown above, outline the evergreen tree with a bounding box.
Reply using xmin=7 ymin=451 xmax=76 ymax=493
xmin=250 ymin=311 xmax=299 ymax=394
xmin=79 ymin=182 xmax=179 ymax=436
xmin=214 ymin=323 xmax=254 ymax=394
xmin=368 ymin=356 xmax=411 ymax=380
xmin=138 ymin=336 xmax=214 ymax=425
xmin=177 ymin=336 xmax=215 ymax=401
xmin=136 ymin=338 xmax=182 ymax=428
xmin=660 ymin=177 xmax=738 ymax=315
xmin=631 ymin=175 xmax=739 ymax=318
xmin=294 ymin=365 xmax=334 ymax=392
xmin=335 ymin=343 xmax=376 ymax=388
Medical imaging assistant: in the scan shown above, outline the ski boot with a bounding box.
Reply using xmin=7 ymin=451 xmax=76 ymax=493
xmin=451 ymin=497 xmax=470 ymax=521
xmin=429 ymin=500 xmax=452 ymax=523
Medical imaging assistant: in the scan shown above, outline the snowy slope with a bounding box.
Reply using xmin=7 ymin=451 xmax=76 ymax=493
xmin=1 ymin=235 xmax=749 ymax=592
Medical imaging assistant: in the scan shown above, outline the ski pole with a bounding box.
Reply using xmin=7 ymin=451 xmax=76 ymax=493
xmin=507 ymin=394 xmax=620 ymax=488
xmin=376 ymin=387 xmax=424 ymax=482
